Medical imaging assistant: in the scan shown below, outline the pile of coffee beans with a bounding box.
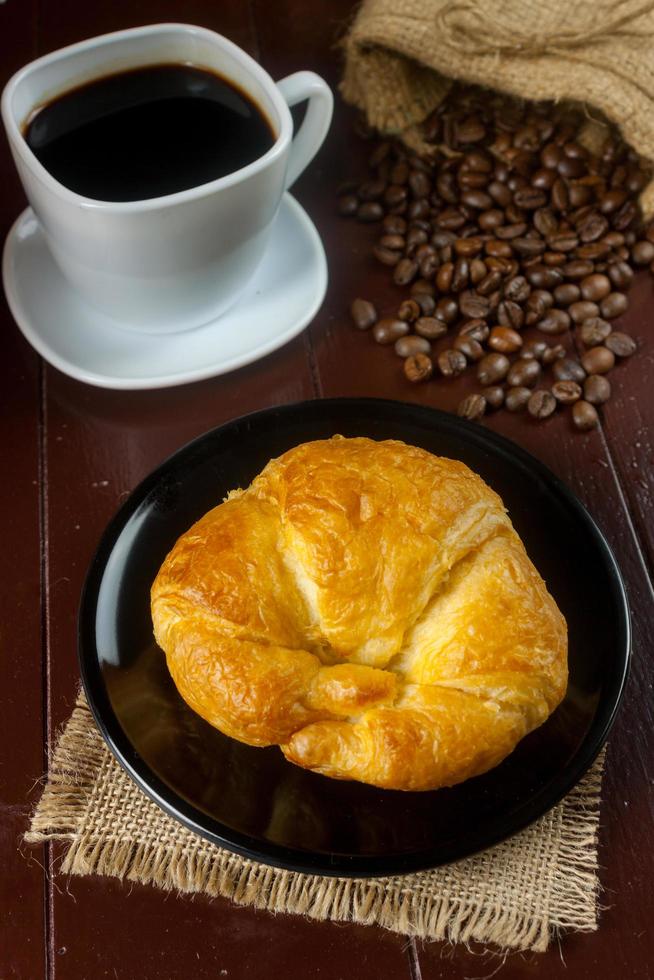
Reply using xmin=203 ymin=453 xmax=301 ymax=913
xmin=340 ymin=84 xmax=650 ymax=430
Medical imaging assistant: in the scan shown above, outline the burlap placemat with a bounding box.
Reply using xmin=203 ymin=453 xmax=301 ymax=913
xmin=26 ymin=692 xmax=604 ymax=953
xmin=341 ymin=0 xmax=654 ymax=215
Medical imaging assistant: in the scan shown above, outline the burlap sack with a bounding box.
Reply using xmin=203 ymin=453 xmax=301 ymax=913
xmin=341 ymin=0 xmax=654 ymax=215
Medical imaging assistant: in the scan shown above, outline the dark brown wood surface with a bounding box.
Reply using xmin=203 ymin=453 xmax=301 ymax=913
xmin=1 ymin=2 xmax=652 ymax=977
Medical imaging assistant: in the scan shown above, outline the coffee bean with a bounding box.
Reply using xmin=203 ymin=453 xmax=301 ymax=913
xmin=541 ymin=143 xmax=562 ymax=169
xmin=455 ymin=236 xmax=483 ymax=256
xmin=457 ymin=117 xmax=487 ymax=144
xmin=613 ymin=199 xmax=638 ymax=230
xmin=380 ymin=233 xmax=406 ymax=251
xmin=552 ymin=358 xmax=586 ymax=382
xmin=514 ymin=188 xmax=547 ymax=209
xmin=452 ymin=257 xmax=470 ymax=291
xmin=547 ymin=232 xmax=579 ymax=252
xmin=552 ymin=380 xmax=582 ymax=403
xmin=607 ymin=261 xmax=634 ymax=289
xmin=486 ymin=239 xmax=513 ymax=258
xmin=395 ymin=335 xmax=432 ymax=358
xmin=438 ymin=349 xmax=467 ymax=377
xmin=580 ymin=317 xmax=612 ymax=346
xmin=576 ymin=241 xmax=610 ymax=260
xmin=497 ymin=300 xmax=525 ymax=330
xmin=526 ymin=289 xmax=554 ymax=324
xmin=469 ymin=257 xmax=488 ymax=284
xmin=537 ymin=309 xmax=571 ymax=334
xmin=478 ymin=209 xmax=505 ymax=231
xmin=477 ymin=352 xmax=510 ymax=384
xmin=534 ymin=207 xmax=558 ymax=237
xmin=569 ymin=300 xmax=600 ymax=324
xmin=551 ymin=178 xmax=569 ymax=211
xmin=600 ymin=189 xmax=627 ymax=214
xmin=505 ymin=386 xmax=532 ymax=411
xmin=350 ymin=298 xmax=377 ymax=330
xmin=398 ymin=298 xmax=421 ymax=322
xmin=488 ymin=180 xmax=512 ymax=207
xmin=507 ymin=358 xmax=541 ymax=387
xmin=404 ymin=352 xmax=434 ymax=382
xmin=489 ymin=326 xmax=523 ymax=353
xmin=356 ymin=201 xmax=384 ymax=222
xmin=454 ymin=335 xmax=484 ymax=360
xmin=484 ymin=385 xmax=505 ymax=409
xmin=359 ymin=178 xmax=386 ymax=201
xmin=527 ymin=390 xmax=557 ymax=419
xmin=476 ymin=270 xmax=503 ymax=296
xmin=436 ymin=262 xmax=454 ymax=292
xmin=600 ymin=292 xmax=629 ymax=319
xmin=393 ymin=257 xmax=418 ymax=286
xmin=562 ymin=259 xmax=594 ymax=279
xmin=383 ymin=214 xmax=407 ymax=235
xmin=553 ymin=283 xmax=580 ymax=306
xmin=384 ymin=184 xmax=408 ymax=209
xmin=542 ymin=343 xmax=566 ymax=365
xmin=409 ymin=170 xmax=431 ymax=198
xmin=578 ymin=212 xmax=609 ymax=242
xmin=415 ymin=292 xmax=436 ymax=315
xmin=605 ymin=331 xmax=637 ymax=357
xmin=338 ymin=194 xmax=359 ymax=216
xmin=572 ymin=400 xmax=599 ymax=430
xmin=373 ymin=244 xmax=401 ymax=266
xmin=372 ymin=318 xmax=409 ymax=344
xmin=496 ymin=222 xmax=528 ymax=240
xmin=457 ymin=394 xmax=487 ymax=421
xmin=558 ymin=156 xmax=585 ymax=179
xmin=504 ymin=276 xmax=531 ymax=302
xmin=414 ymin=315 xmax=447 ymax=339
xmin=581 ymin=346 xmax=615 ymax=374
xmin=462 ymin=189 xmax=492 ymax=210
xmin=579 ymin=273 xmax=611 ymax=301
xmin=584 ymin=374 xmax=611 ymax=404
xmin=522 ymin=338 xmax=549 ymax=360
xmin=459 ymin=319 xmax=490 ymax=343
xmin=459 ymin=291 xmax=491 ymax=318
xmin=390 ymin=161 xmax=410 ymax=185
xmin=631 ymin=240 xmax=654 ymax=265
xmin=527 ymin=264 xmax=563 ymax=289
xmin=436 ymin=296 xmax=459 ymax=324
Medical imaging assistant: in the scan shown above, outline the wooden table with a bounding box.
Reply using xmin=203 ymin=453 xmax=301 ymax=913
xmin=2 ymin=2 xmax=653 ymax=977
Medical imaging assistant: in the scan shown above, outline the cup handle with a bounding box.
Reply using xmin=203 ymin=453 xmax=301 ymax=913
xmin=276 ymin=71 xmax=333 ymax=189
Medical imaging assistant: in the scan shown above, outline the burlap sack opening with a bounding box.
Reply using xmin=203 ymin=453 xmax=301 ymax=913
xmin=341 ymin=0 xmax=654 ymax=215
xmin=26 ymin=693 xmax=604 ymax=954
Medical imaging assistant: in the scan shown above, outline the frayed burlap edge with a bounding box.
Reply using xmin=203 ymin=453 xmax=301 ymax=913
xmin=26 ymin=693 xmax=604 ymax=953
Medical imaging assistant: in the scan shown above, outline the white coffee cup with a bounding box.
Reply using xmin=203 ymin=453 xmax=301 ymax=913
xmin=1 ymin=23 xmax=333 ymax=333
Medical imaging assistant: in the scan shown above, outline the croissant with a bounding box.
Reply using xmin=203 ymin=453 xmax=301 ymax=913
xmin=151 ymin=436 xmax=567 ymax=791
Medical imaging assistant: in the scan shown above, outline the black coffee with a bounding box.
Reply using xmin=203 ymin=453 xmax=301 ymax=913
xmin=25 ymin=64 xmax=275 ymax=202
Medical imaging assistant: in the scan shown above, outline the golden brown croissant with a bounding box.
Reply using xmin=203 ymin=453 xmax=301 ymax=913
xmin=151 ymin=436 xmax=567 ymax=791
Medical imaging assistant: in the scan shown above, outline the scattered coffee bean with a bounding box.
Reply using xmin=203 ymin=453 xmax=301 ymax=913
xmin=397 ymin=298 xmax=421 ymax=322
xmin=395 ymin=335 xmax=431 ymax=358
xmin=552 ymin=380 xmax=582 ymax=403
xmin=477 ymin=352 xmax=510 ymax=385
xmin=569 ymin=300 xmax=600 ymax=324
xmin=580 ymin=274 xmax=611 ymax=301
xmin=341 ymin=83 xmax=651 ymax=432
xmin=438 ymin=349 xmax=467 ymax=377
xmin=505 ymin=386 xmax=532 ymax=411
xmin=484 ymin=385 xmax=506 ymax=409
xmin=404 ymin=352 xmax=434 ymax=382
xmin=454 ymin=335 xmax=484 ymax=360
xmin=600 ymin=292 xmax=629 ymax=319
xmin=372 ymin=318 xmax=409 ymax=344
xmin=584 ymin=374 xmax=611 ymax=404
xmin=350 ymin=298 xmax=377 ymax=330
xmin=507 ymin=357 xmax=541 ymax=387
xmin=552 ymin=358 xmax=586 ymax=382
xmin=581 ymin=346 xmax=615 ymax=374
xmin=580 ymin=316 xmax=612 ymax=346
xmin=537 ymin=309 xmax=571 ymax=335
xmin=605 ymin=331 xmax=637 ymax=357
xmin=457 ymin=393 xmax=487 ymax=420
xmin=572 ymin=400 xmax=600 ymax=430
xmin=489 ymin=326 xmax=523 ymax=353
xmin=527 ymin=389 xmax=557 ymax=419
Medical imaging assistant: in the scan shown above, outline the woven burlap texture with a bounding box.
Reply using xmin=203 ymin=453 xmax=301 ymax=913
xmin=341 ymin=0 xmax=654 ymax=216
xmin=26 ymin=693 xmax=604 ymax=953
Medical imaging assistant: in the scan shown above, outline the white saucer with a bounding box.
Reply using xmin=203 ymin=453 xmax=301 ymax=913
xmin=2 ymin=193 xmax=327 ymax=390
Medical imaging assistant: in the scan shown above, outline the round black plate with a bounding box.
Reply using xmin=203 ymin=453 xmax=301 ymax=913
xmin=79 ymin=399 xmax=630 ymax=877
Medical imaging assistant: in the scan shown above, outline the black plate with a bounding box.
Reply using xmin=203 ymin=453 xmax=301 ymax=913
xmin=79 ymin=399 xmax=630 ymax=877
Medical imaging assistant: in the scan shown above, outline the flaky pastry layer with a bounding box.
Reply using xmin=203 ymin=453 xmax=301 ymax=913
xmin=151 ymin=437 xmax=567 ymax=791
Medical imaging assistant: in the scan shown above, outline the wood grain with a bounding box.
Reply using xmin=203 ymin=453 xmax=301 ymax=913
xmin=1 ymin=0 xmax=653 ymax=977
